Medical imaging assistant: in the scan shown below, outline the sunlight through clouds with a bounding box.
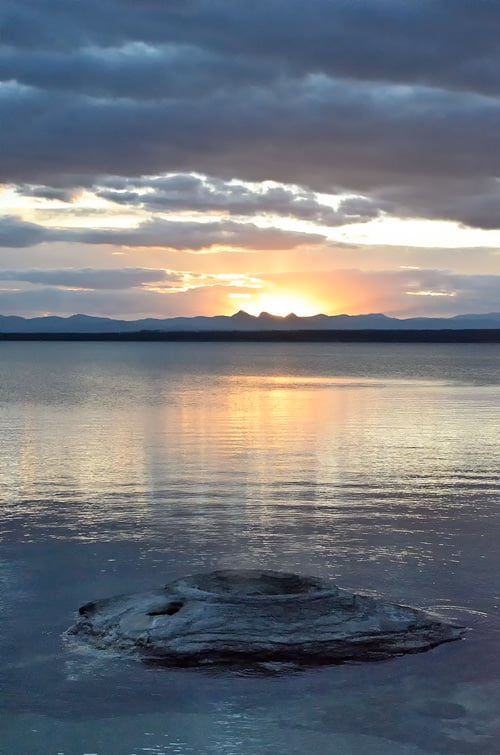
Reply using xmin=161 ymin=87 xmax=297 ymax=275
xmin=1 ymin=1 xmax=500 ymax=318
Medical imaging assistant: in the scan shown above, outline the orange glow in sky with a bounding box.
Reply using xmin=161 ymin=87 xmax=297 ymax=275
xmin=230 ymin=291 xmax=322 ymax=317
xmin=1 ymin=182 xmax=498 ymax=319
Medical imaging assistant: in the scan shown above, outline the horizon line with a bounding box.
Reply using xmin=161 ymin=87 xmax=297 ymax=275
xmin=2 ymin=310 xmax=500 ymax=322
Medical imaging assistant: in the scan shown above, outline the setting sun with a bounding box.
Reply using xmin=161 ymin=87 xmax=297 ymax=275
xmin=232 ymin=292 xmax=321 ymax=317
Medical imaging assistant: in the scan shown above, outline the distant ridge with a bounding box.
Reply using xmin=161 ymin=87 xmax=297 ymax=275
xmin=1 ymin=311 xmax=500 ymax=333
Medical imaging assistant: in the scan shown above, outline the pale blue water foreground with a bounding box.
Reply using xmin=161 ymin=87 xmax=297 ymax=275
xmin=1 ymin=342 xmax=499 ymax=754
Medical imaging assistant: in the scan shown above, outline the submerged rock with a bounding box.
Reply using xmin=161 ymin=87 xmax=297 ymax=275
xmin=67 ymin=569 xmax=465 ymax=666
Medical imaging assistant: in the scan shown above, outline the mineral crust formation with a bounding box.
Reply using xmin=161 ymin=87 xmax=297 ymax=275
xmin=67 ymin=569 xmax=465 ymax=665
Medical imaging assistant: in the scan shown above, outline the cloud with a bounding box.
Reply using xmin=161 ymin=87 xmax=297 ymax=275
xmin=93 ymin=174 xmax=381 ymax=226
xmin=0 ymin=215 xmax=324 ymax=250
xmin=13 ymin=173 xmax=500 ymax=237
xmin=0 ymin=43 xmax=272 ymax=100
xmin=2 ymin=74 xmax=500 ymax=197
xmin=19 ymin=185 xmax=77 ymax=202
xmin=374 ymin=178 xmax=500 ymax=230
xmin=2 ymin=1 xmax=500 ymax=231
xmin=3 ymin=2 xmax=499 ymax=96
xmin=0 ymin=215 xmax=53 ymax=247
xmin=74 ymin=218 xmax=325 ymax=250
xmin=0 ymin=267 xmax=181 ymax=289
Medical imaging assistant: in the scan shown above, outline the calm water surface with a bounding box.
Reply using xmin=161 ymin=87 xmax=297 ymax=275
xmin=0 ymin=342 xmax=499 ymax=754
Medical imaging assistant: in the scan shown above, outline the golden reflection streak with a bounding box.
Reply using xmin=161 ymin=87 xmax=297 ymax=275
xmin=5 ymin=405 xmax=149 ymax=527
xmin=3 ymin=371 xmax=483 ymax=536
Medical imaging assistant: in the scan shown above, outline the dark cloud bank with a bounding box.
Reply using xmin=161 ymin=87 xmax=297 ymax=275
xmin=2 ymin=0 xmax=500 ymax=229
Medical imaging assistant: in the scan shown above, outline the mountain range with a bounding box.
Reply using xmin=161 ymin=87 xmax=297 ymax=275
xmin=1 ymin=311 xmax=500 ymax=333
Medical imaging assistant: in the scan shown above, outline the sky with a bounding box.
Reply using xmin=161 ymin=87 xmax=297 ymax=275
xmin=1 ymin=0 xmax=500 ymax=320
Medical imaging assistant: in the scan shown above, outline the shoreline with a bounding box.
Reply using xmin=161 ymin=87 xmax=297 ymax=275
xmin=1 ymin=329 xmax=500 ymax=343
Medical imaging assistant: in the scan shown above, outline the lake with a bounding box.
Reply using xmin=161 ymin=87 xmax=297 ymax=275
xmin=1 ymin=341 xmax=499 ymax=754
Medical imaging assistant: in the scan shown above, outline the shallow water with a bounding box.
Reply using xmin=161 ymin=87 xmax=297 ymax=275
xmin=1 ymin=342 xmax=499 ymax=754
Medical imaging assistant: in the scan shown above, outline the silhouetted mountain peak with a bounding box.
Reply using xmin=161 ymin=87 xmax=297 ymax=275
xmin=231 ymin=310 xmax=255 ymax=320
xmin=1 ymin=311 xmax=500 ymax=333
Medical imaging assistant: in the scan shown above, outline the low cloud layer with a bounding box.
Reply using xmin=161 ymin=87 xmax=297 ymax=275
xmin=1 ymin=266 xmax=498 ymax=320
xmin=0 ymin=267 xmax=180 ymax=290
xmin=0 ymin=215 xmax=324 ymax=251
